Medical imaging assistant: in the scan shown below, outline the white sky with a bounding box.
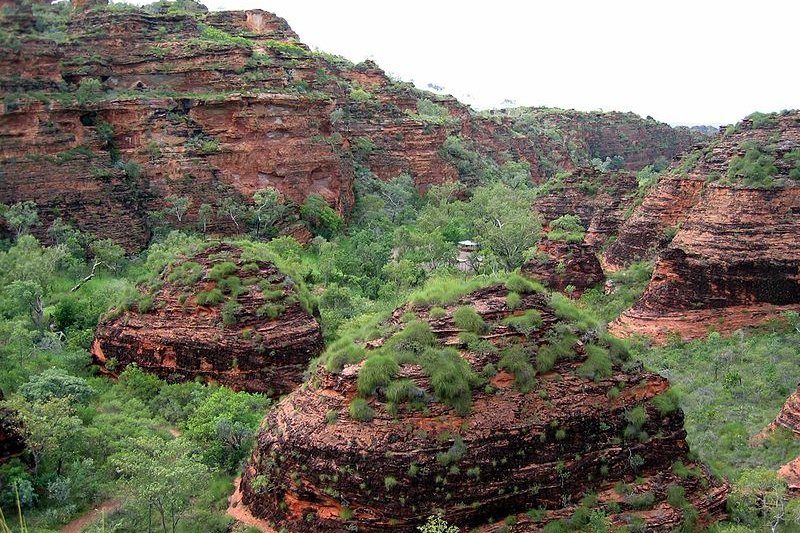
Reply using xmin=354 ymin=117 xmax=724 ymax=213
xmin=126 ymin=0 xmax=799 ymax=126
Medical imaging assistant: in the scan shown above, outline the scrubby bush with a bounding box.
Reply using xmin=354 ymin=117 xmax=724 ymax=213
xmin=499 ymin=345 xmax=535 ymax=392
xmin=503 ymin=309 xmax=543 ymax=335
xmin=357 ymin=355 xmax=399 ymax=396
xmin=196 ymin=288 xmax=224 ymax=306
xmin=208 ymin=261 xmax=237 ymax=281
xmin=506 ymin=291 xmax=522 ymax=310
xmin=505 ymin=273 xmax=544 ymax=294
xmin=547 ymin=214 xmax=585 ymax=243
xmin=577 ymin=344 xmax=612 ymax=380
xmin=452 ymin=305 xmax=488 ymax=333
xmin=349 ymin=398 xmax=374 ymax=422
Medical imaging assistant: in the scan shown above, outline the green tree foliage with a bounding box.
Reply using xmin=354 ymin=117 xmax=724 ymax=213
xmin=183 ymin=387 xmax=268 ymax=472
xmin=19 ymin=368 xmax=93 ymax=405
xmin=250 ymin=187 xmax=289 ymax=239
xmin=547 ymin=214 xmax=585 ymax=243
xmin=728 ymin=469 xmax=799 ymax=532
xmin=0 ymin=201 xmax=39 ymax=239
xmin=300 ymin=194 xmax=343 ymax=239
xmin=164 ymin=195 xmax=191 ymax=225
xmin=111 ymin=436 xmax=210 ymax=533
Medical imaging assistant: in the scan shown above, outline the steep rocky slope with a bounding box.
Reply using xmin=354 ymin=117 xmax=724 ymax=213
xmin=91 ymin=242 xmax=322 ymax=394
xmin=763 ymin=386 xmax=800 ymax=495
xmin=240 ymin=280 xmax=727 ymax=532
xmin=1 ymin=1 xmax=699 ymax=250
xmin=608 ymin=111 xmax=800 ymax=341
xmin=522 ymin=238 xmax=604 ymax=295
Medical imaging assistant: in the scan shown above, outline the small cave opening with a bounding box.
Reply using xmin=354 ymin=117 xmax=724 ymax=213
xmin=80 ymin=111 xmax=98 ymax=127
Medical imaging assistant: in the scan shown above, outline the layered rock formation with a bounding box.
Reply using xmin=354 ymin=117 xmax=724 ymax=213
xmin=763 ymin=386 xmax=800 ymax=495
xmin=91 ymin=243 xmax=322 ymax=394
xmin=240 ymin=282 xmax=727 ymax=531
xmin=522 ymin=239 xmax=604 ymax=296
xmin=609 ymin=112 xmax=800 ymax=341
xmin=0 ymin=2 xmax=699 ymax=250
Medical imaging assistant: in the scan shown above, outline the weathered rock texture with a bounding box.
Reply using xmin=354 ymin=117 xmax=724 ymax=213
xmin=240 ymin=284 xmax=727 ymax=532
xmin=763 ymin=386 xmax=800 ymax=495
xmin=522 ymin=239 xmax=604 ymax=296
xmin=1 ymin=3 xmax=699 ymax=250
xmin=91 ymin=243 xmax=322 ymax=394
xmin=609 ymin=112 xmax=800 ymax=342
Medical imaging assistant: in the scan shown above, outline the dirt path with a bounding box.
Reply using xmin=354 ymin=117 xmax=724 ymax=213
xmin=227 ymin=477 xmax=276 ymax=533
xmin=60 ymin=499 xmax=121 ymax=533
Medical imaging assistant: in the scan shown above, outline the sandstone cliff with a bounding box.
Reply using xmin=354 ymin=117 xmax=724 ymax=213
xmin=608 ymin=112 xmax=800 ymax=341
xmin=1 ymin=2 xmax=699 ymax=250
xmin=91 ymin=242 xmax=323 ymax=394
xmin=240 ymin=282 xmax=727 ymax=532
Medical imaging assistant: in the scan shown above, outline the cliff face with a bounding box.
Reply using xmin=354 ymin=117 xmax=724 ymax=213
xmin=91 ymin=243 xmax=323 ymax=394
xmin=240 ymin=283 xmax=727 ymax=532
xmin=1 ymin=3 xmax=699 ymax=250
xmin=609 ymin=112 xmax=800 ymax=341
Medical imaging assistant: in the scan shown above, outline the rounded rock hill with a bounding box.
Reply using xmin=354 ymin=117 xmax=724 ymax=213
xmin=239 ymin=276 xmax=728 ymax=532
xmin=91 ymin=242 xmax=323 ymax=395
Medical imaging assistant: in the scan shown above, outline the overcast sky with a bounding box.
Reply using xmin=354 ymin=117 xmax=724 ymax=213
xmin=128 ymin=0 xmax=798 ymax=126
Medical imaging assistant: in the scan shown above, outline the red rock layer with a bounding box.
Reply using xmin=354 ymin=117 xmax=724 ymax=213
xmin=521 ymin=239 xmax=604 ymax=295
xmin=532 ymin=167 xmax=639 ymax=248
xmin=610 ymin=113 xmax=800 ymax=342
xmin=1 ymin=4 xmax=699 ymax=250
xmin=91 ymin=243 xmax=323 ymax=394
xmin=240 ymin=285 xmax=727 ymax=532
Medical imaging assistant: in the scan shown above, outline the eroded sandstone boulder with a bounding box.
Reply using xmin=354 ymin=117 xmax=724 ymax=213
xmin=240 ymin=281 xmax=727 ymax=531
xmin=609 ymin=112 xmax=800 ymax=341
xmin=91 ymin=243 xmax=322 ymax=394
xmin=521 ymin=239 xmax=604 ymax=296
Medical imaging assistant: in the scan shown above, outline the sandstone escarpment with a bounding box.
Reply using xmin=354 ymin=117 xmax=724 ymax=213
xmin=91 ymin=243 xmax=322 ymax=394
xmin=1 ymin=2 xmax=701 ymax=249
xmin=489 ymin=107 xmax=708 ymax=172
xmin=240 ymin=282 xmax=727 ymax=532
xmin=610 ymin=112 xmax=800 ymax=341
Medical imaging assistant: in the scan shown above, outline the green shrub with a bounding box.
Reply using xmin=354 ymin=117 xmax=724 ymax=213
xmin=726 ymin=141 xmax=778 ymax=187
xmin=349 ymin=398 xmax=374 ymax=421
xmin=385 ymin=379 xmax=422 ymax=405
xmin=385 ymin=320 xmax=436 ymax=356
xmin=323 ymin=342 xmax=366 ymax=373
xmin=547 ymin=214 xmax=585 ymax=243
xmin=503 ymin=309 xmax=543 ymax=335
xmin=499 ymin=345 xmax=535 ymax=392
xmin=536 ymin=349 xmax=557 ymax=373
xmin=196 ymin=288 xmax=224 ymax=306
xmin=652 ymin=389 xmax=680 ymax=415
xmin=506 ymin=292 xmax=522 ymax=310
xmin=666 ymin=483 xmax=686 ymax=507
xmin=624 ymin=491 xmax=655 ymax=510
xmin=577 ymin=344 xmax=612 ymax=380
xmin=505 ymin=273 xmax=544 ymax=294
xmin=549 ymin=293 xmax=600 ymax=332
xmin=221 ymin=300 xmax=241 ymax=325
xmin=167 ymin=261 xmax=204 ymax=286
xmin=436 ymin=434 xmax=466 ymax=466
xmin=137 ymin=294 xmax=154 ymax=313
xmin=453 ymin=305 xmax=488 ymax=334
xmin=429 ymin=306 xmax=447 ymax=319
xmin=421 ymin=347 xmax=481 ymax=415
xmin=357 ymin=355 xmax=399 ymax=396
xmin=218 ymin=275 xmax=244 ymax=297
xmin=256 ymin=302 xmax=285 ymax=319
xmin=459 ymin=332 xmax=497 ymax=355
xmin=384 ymin=475 xmax=398 ymax=490
xmin=209 ymin=261 xmax=237 ymax=281
xmin=626 ymin=405 xmax=647 ymax=429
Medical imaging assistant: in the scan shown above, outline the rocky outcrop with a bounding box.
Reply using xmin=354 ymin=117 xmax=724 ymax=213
xmin=522 ymin=239 xmax=604 ymax=295
xmin=488 ymin=107 xmax=708 ymax=171
xmin=91 ymin=243 xmax=323 ymax=394
xmin=0 ymin=3 xmax=699 ymax=250
xmin=610 ymin=112 xmax=800 ymax=342
xmin=532 ymin=167 xmax=639 ymax=248
xmin=240 ymin=283 xmax=727 ymax=532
